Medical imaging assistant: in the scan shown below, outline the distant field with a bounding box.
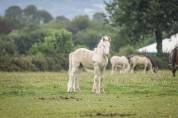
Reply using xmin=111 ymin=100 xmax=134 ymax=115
xmin=0 ymin=70 xmax=178 ymax=118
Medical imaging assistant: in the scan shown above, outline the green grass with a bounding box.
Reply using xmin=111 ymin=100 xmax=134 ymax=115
xmin=0 ymin=70 xmax=178 ymax=118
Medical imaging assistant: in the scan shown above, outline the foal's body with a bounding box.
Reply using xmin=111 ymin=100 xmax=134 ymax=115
xmin=67 ymin=36 xmax=111 ymax=93
xmin=129 ymin=55 xmax=157 ymax=73
xmin=110 ymin=56 xmax=130 ymax=74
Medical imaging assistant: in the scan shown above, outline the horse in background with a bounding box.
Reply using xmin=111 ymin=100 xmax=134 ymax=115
xmin=67 ymin=36 xmax=111 ymax=93
xmin=169 ymin=47 xmax=178 ymax=77
xmin=110 ymin=56 xmax=130 ymax=74
xmin=128 ymin=55 xmax=158 ymax=73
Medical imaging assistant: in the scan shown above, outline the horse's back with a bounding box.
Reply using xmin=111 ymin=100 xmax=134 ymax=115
xmin=70 ymin=48 xmax=94 ymax=68
xmin=110 ymin=56 xmax=120 ymax=64
xmin=110 ymin=56 xmax=129 ymax=64
xmin=130 ymin=55 xmax=148 ymax=64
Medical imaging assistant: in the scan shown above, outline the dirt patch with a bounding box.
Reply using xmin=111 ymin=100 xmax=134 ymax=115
xmin=38 ymin=96 xmax=82 ymax=101
xmin=81 ymin=112 xmax=136 ymax=117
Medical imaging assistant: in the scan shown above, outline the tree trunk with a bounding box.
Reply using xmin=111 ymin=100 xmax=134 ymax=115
xmin=155 ymin=30 xmax=162 ymax=54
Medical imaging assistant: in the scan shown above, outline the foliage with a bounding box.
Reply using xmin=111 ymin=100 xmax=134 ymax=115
xmin=68 ymin=15 xmax=90 ymax=34
xmin=106 ymin=0 xmax=178 ymax=53
xmin=75 ymin=29 xmax=100 ymax=49
xmin=0 ymin=3 xmax=173 ymax=71
xmin=118 ymin=45 xmax=136 ymax=55
xmin=92 ymin=12 xmax=107 ymax=23
xmin=29 ymin=29 xmax=72 ymax=56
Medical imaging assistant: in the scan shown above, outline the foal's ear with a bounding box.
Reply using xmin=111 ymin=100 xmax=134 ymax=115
xmin=108 ymin=36 xmax=111 ymax=42
xmin=102 ymin=36 xmax=106 ymax=41
xmin=102 ymin=36 xmax=111 ymax=42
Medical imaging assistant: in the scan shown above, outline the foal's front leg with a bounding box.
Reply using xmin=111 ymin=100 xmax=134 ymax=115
xmin=96 ymin=67 xmax=105 ymax=94
xmin=92 ymin=65 xmax=99 ymax=93
xmin=92 ymin=74 xmax=97 ymax=93
xmin=93 ymin=64 xmax=101 ymax=94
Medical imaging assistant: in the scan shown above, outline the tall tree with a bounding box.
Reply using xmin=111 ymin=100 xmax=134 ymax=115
xmin=37 ymin=10 xmax=53 ymax=24
xmin=56 ymin=16 xmax=70 ymax=27
xmin=0 ymin=17 xmax=10 ymax=34
xmin=93 ymin=12 xmax=107 ymax=23
xmin=106 ymin=0 xmax=178 ymax=54
xmin=68 ymin=15 xmax=90 ymax=34
xmin=4 ymin=5 xmax=23 ymax=30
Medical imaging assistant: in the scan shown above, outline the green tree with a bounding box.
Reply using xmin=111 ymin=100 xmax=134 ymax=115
xmin=4 ymin=5 xmax=23 ymax=30
xmin=0 ymin=36 xmax=17 ymax=56
xmin=56 ymin=16 xmax=70 ymax=27
xmin=106 ymin=0 xmax=178 ymax=54
xmin=37 ymin=10 xmax=53 ymax=24
xmin=93 ymin=12 xmax=107 ymax=23
xmin=68 ymin=15 xmax=90 ymax=34
xmin=0 ymin=17 xmax=11 ymax=34
xmin=29 ymin=29 xmax=72 ymax=56
xmin=75 ymin=29 xmax=100 ymax=49
xmin=23 ymin=5 xmax=53 ymax=25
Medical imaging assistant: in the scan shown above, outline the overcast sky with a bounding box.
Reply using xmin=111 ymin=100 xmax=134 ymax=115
xmin=0 ymin=0 xmax=110 ymax=19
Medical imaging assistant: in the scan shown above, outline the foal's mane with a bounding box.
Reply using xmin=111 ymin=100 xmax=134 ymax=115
xmin=97 ymin=39 xmax=104 ymax=48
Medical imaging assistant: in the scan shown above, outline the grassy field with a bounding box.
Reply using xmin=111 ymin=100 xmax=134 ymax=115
xmin=0 ymin=70 xmax=178 ymax=118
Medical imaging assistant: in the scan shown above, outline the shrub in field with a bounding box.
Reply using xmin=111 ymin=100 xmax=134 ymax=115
xmin=118 ymin=45 xmax=136 ymax=55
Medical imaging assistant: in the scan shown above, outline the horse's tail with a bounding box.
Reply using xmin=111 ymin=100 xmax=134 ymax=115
xmin=146 ymin=55 xmax=158 ymax=71
xmin=68 ymin=52 xmax=73 ymax=73
xmin=126 ymin=54 xmax=134 ymax=65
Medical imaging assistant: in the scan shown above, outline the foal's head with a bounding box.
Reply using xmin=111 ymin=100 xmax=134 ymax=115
xmin=98 ymin=36 xmax=111 ymax=56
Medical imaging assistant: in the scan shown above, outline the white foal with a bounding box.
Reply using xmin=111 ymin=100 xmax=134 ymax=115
xmin=67 ymin=36 xmax=111 ymax=93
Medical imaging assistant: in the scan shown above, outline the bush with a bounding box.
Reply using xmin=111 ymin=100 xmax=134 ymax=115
xmin=118 ymin=45 xmax=136 ymax=55
xmin=0 ymin=56 xmax=36 ymax=71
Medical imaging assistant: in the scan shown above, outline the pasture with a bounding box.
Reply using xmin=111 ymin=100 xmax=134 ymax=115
xmin=0 ymin=71 xmax=178 ymax=118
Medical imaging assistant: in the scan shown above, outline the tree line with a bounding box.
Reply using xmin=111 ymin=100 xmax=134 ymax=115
xmin=1 ymin=1 xmax=178 ymax=71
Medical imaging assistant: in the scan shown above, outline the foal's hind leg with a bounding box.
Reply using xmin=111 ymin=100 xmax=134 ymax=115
xmin=72 ymin=67 xmax=81 ymax=92
xmin=111 ymin=64 xmax=114 ymax=75
xmin=67 ymin=69 xmax=74 ymax=92
xmin=131 ymin=64 xmax=136 ymax=73
xmin=74 ymin=68 xmax=80 ymax=92
xmin=144 ymin=64 xmax=147 ymax=73
xmin=67 ymin=66 xmax=80 ymax=92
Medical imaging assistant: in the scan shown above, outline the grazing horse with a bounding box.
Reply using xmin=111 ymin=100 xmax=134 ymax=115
xmin=67 ymin=36 xmax=111 ymax=93
xmin=110 ymin=56 xmax=130 ymax=74
xmin=169 ymin=47 xmax=178 ymax=77
xmin=128 ymin=55 xmax=158 ymax=73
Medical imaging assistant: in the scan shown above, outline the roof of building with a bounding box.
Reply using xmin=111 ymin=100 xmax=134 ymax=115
xmin=138 ymin=34 xmax=178 ymax=53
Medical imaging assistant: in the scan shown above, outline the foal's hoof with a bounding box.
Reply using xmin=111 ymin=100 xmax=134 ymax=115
xmin=95 ymin=90 xmax=101 ymax=94
xmin=92 ymin=89 xmax=96 ymax=93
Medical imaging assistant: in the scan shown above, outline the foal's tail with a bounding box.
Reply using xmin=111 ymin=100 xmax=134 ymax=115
xmin=146 ymin=55 xmax=158 ymax=72
xmin=68 ymin=52 xmax=73 ymax=73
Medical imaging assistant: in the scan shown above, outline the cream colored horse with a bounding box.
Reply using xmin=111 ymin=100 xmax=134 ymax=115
xmin=67 ymin=36 xmax=111 ymax=93
xmin=129 ymin=55 xmax=158 ymax=73
xmin=110 ymin=56 xmax=130 ymax=74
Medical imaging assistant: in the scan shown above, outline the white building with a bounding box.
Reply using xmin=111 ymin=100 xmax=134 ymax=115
xmin=138 ymin=34 xmax=178 ymax=53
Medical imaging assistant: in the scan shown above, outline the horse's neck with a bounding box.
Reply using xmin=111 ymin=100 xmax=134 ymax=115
xmin=93 ymin=47 xmax=108 ymax=64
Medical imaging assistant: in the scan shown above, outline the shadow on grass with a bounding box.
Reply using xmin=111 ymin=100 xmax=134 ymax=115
xmin=80 ymin=112 xmax=136 ymax=117
xmin=37 ymin=96 xmax=82 ymax=101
